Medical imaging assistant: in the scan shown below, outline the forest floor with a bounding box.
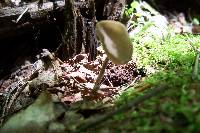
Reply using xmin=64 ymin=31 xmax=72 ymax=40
xmin=1 ymin=1 xmax=200 ymax=133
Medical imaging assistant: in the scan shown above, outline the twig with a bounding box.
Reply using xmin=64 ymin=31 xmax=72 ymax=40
xmin=127 ymin=13 xmax=135 ymax=31
xmin=70 ymin=76 xmax=88 ymax=89
xmin=124 ymin=75 xmax=141 ymax=90
xmin=15 ymin=7 xmax=29 ymax=23
xmin=74 ymin=84 xmax=169 ymax=132
xmin=104 ymin=76 xmax=113 ymax=87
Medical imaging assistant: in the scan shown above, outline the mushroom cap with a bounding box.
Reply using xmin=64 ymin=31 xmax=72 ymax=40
xmin=96 ymin=20 xmax=133 ymax=64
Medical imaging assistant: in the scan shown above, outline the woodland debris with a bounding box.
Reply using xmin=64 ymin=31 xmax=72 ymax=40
xmin=0 ymin=91 xmax=67 ymax=133
xmin=0 ymin=1 xmax=65 ymax=40
xmin=0 ymin=49 xmax=62 ymax=125
xmin=0 ymin=52 xmax=139 ymax=121
xmin=75 ymin=83 xmax=169 ymax=132
xmin=0 ymin=1 xmax=64 ymax=18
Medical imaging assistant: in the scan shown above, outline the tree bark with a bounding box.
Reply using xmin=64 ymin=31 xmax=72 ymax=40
xmin=56 ymin=0 xmax=126 ymax=61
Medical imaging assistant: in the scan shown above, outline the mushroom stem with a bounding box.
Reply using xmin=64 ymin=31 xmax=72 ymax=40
xmin=93 ymin=57 xmax=109 ymax=91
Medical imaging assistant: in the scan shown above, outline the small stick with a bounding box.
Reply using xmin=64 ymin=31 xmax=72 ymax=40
xmin=15 ymin=7 xmax=29 ymax=23
xmin=125 ymin=75 xmax=141 ymax=90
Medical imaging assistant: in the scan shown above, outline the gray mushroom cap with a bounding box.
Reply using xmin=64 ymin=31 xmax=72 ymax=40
xmin=96 ymin=20 xmax=133 ymax=64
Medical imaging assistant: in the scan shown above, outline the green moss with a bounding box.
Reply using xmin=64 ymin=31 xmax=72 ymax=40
xmin=112 ymin=30 xmax=200 ymax=132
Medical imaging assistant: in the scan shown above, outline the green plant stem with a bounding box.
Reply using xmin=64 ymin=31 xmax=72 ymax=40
xmin=93 ymin=57 xmax=109 ymax=91
xmin=192 ymin=52 xmax=200 ymax=80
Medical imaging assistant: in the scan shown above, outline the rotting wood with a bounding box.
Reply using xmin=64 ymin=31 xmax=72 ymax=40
xmin=0 ymin=1 xmax=64 ymax=18
xmin=55 ymin=0 xmax=78 ymax=60
xmin=56 ymin=0 xmax=126 ymax=61
xmin=0 ymin=0 xmax=126 ymax=64
xmin=56 ymin=0 xmax=99 ymax=61
xmin=0 ymin=1 xmax=65 ymax=39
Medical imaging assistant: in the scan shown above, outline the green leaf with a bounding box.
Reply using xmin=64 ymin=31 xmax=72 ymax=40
xmin=131 ymin=1 xmax=139 ymax=9
xmin=193 ymin=18 xmax=199 ymax=25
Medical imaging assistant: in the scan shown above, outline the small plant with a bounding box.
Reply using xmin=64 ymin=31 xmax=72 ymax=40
xmin=125 ymin=1 xmax=158 ymax=30
xmin=93 ymin=20 xmax=133 ymax=91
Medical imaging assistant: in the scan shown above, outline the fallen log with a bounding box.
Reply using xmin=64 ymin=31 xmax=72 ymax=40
xmin=0 ymin=1 xmax=65 ymax=39
xmin=0 ymin=1 xmax=66 ymax=18
xmin=0 ymin=0 xmax=125 ymax=78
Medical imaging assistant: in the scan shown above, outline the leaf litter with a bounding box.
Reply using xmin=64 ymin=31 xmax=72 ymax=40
xmin=0 ymin=49 xmax=145 ymax=129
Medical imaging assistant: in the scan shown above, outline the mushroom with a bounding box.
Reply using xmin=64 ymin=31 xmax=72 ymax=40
xmin=93 ymin=20 xmax=133 ymax=91
xmin=96 ymin=20 xmax=133 ymax=64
